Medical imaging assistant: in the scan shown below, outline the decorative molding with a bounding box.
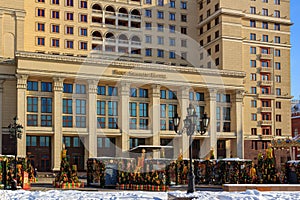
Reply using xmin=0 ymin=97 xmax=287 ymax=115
xmin=53 ymin=77 xmax=65 ymax=91
xmin=88 ymin=79 xmax=98 ymax=94
xmin=16 ymin=74 xmax=28 ymax=89
xmin=15 ymin=51 xmax=246 ymax=78
xmin=150 ymin=84 xmax=161 ymax=98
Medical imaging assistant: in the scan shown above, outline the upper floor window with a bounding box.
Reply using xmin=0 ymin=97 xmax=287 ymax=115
xmin=139 ymin=88 xmax=148 ymax=98
xmin=274 ymin=0 xmax=280 ymax=5
xmin=66 ymin=0 xmax=73 ymax=6
xmin=145 ymin=9 xmax=152 ymax=17
xmin=274 ymin=10 xmax=280 ymax=18
xmin=80 ymin=14 xmax=88 ymax=22
xmin=66 ymin=12 xmax=74 ymax=20
xmin=52 ymin=10 xmax=60 ymax=19
xmin=27 ymin=81 xmax=38 ymax=91
xmin=170 ymin=0 xmax=175 ymax=8
xmin=108 ymin=86 xmax=118 ymax=96
xmin=63 ymin=83 xmax=73 ymax=93
xmin=80 ymin=1 xmax=87 ymax=8
xmin=157 ymin=0 xmax=164 ymax=6
xmin=262 ymin=8 xmax=268 ymax=16
xmin=37 ymin=8 xmax=45 ymax=17
xmin=76 ymin=84 xmax=86 ymax=94
xmin=180 ymin=1 xmax=187 ymax=9
xmin=52 ymin=0 xmax=59 ymax=4
xmin=250 ymin=7 xmax=256 ymax=14
xmin=37 ymin=23 xmax=45 ymax=31
xmin=41 ymin=82 xmax=52 ymax=92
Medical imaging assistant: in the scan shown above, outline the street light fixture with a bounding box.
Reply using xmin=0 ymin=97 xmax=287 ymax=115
xmin=8 ymin=116 xmax=23 ymax=190
xmin=173 ymin=103 xmax=209 ymax=193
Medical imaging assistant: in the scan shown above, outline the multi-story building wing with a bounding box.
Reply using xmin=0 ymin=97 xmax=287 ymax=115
xmin=0 ymin=0 xmax=291 ymax=171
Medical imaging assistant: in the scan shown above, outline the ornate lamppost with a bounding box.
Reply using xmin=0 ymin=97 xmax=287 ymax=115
xmin=173 ymin=104 xmax=209 ymax=193
xmin=8 ymin=116 xmax=23 ymax=190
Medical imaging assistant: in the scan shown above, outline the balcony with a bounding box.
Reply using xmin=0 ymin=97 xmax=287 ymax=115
xmin=105 ymin=38 xmax=116 ymax=44
xmin=92 ymin=10 xmax=103 ymax=17
xmin=258 ymin=80 xmax=272 ymax=86
xmin=257 ymin=53 xmax=273 ymax=60
xmin=131 ymin=14 xmax=141 ymax=21
xmin=92 ymin=37 xmax=103 ymax=44
xmin=105 ymin=11 xmax=116 ymax=18
xmin=131 ymin=41 xmax=141 ymax=46
xmin=118 ymin=13 xmax=129 ymax=18
xmin=258 ymin=67 xmax=272 ymax=73
xmin=258 ymin=107 xmax=272 ymax=113
xmin=260 ymin=134 xmax=274 ymax=140
xmin=258 ymin=120 xmax=272 ymax=126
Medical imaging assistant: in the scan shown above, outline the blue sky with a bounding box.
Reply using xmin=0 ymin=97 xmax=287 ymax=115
xmin=291 ymin=0 xmax=300 ymax=99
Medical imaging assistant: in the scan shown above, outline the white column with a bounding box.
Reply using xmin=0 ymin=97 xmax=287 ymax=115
xmin=150 ymin=85 xmax=161 ymax=158
xmin=203 ymin=89 xmax=217 ymax=158
xmin=234 ymin=90 xmax=244 ymax=158
xmin=177 ymin=87 xmax=190 ymax=159
xmin=88 ymin=80 xmax=98 ymax=157
xmin=0 ymin=80 xmax=4 ymax=154
xmin=52 ymin=77 xmax=64 ymax=171
xmin=16 ymin=74 xmax=28 ymax=157
xmin=117 ymin=81 xmax=130 ymax=157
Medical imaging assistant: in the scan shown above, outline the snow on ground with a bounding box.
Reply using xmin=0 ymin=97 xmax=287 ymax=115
xmin=0 ymin=190 xmax=300 ymax=200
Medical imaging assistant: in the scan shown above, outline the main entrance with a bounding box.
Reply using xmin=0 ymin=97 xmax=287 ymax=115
xmin=26 ymin=136 xmax=51 ymax=171
xmin=63 ymin=136 xmax=85 ymax=171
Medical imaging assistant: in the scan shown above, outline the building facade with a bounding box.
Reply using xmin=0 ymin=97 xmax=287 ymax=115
xmin=0 ymin=0 xmax=292 ymax=171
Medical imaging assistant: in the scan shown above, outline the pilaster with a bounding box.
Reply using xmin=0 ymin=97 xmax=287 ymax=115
xmin=118 ymin=81 xmax=130 ymax=156
xmin=177 ymin=86 xmax=190 ymax=159
xmin=0 ymin=80 xmax=5 ymax=154
xmin=52 ymin=77 xmax=64 ymax=171
xmin=150 ymin=84 xmax=161 ymax=158
xmin=234 ymin=89 xmax=244 ymax=158
xmin=88 ymin=80 xmax=98 ymax=158
xmin=16 ymin=74 xmax=28 ymax=157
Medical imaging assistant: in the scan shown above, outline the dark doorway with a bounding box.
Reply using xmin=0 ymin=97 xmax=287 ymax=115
xmin=63 ymin=136 xmax=85 ymax=171
xmin=192 ymin=139 xmax=201 ymax=159
xmin=217 ymin=140 xmax=226 ymax=159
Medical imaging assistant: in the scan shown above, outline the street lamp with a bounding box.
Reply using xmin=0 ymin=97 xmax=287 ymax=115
xmin=173 ymin=103 xmax=209 ymax=193
xmin=8 ymin=116 xmax=23 ymax=190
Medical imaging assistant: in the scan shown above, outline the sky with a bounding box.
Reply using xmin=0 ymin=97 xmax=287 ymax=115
xmin=291 ymin=0 xmax=300 ymax=99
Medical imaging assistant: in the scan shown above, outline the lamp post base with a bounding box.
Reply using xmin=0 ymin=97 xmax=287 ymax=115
xmin=187 ymin=172 xmax=195 ymax=193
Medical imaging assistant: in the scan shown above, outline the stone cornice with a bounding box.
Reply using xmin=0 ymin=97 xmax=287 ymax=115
xmin=16 ymin=51 xmax=246 ymax=78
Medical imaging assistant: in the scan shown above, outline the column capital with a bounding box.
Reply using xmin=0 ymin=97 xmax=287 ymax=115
xmin=151 ymin=84 xmax=161 ymax=98
xmin=88 ymin=79 xmax=98 ymax=94
xmin=177 ymin=86 xmax=190 ymax=100
xmin=235 ymin=89 xmax=245 ymax=102
xmin=53 ymin=77 xmax=65 ymax=91
xmin=16 ymin=74 xmax=28 ymax=89
xmin=118 ymin=81 xmax=131 ymax=96
xmin=206 ymin=88 xmax=217 ymax=101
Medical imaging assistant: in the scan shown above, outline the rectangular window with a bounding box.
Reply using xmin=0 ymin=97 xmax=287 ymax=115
xmin=145 ymin=22 xmax=152 ymax=30
xmin=27 ymin=114 xmax=38 ymax=126
xmin=41 ymin=97 xmax=52 ymax=113
xmin=129 ymin=102 xmax=137 ymax=117
xmin=51 ymin=24 xmax=59 ymax=33
xmin=37 ymin=8 xmax=45 ymax=17
xmin=79 ymin=41 xmax=87 ymax=50
xmin=63 ymin=83 xmax=73 ymax=93
xmin=274 ymin=36 xmax=280 ymax=43
xmin=250 ymin=47 xmax=256 ymax=54
xmin=27 ymin=81 xmax=38 ymax=91
xmin=169 ymin=13 xmax=175 ymax=20
xmin=37 ymin=23 xmax=45 ymax=31
xmin=169 ymin=25 xmax=175 ymax=33
xmin=130 ymin=118 xmax=137 ymax=129
xmin=66 ymin=26 xmax=74 ymax=34
xmin=76 ymin=84 xmax=86 ymax=94
xmin=275 ymin=49 xmax=281 ymax=57
xmin=251 ymin=128 xmax=257 ymax=135
xmin=139 ymin=103 xmax=148 ymax=117
xmin=41 ymin=82 xmax=52 ymax=92
xmin=250 ymin=33 xmax=256 ymax=40
xmin=41 ymin=115 xmax=52 ymax=127
xmin=139 ymin=88 xmax=148 ymax=98
xmin=180 ymin=1 xmax=187 ymax=9
xmin=262 ymin=35 xmax=269 ymax=42
xmin=80 ymin=1 xmax=87 ymax=8
xmin=169 ymin=51 xmax=176 ymax=59
xmin=157 ymin=0 xmax=164 ymax=6
xmin=51 ymin=38 xmax=60 ymax=47
xmin=97 ymin=101 xmax=106 ymax=115
xmin=80 ymin=14 xmax=88 ymax=22
xmin=274 ymin=0 xmax=280 ymax=5
xmin=250 ymin=7 xmax=256 ymax=14
xmin=262 ymin=22 xmax=268 ymax=29
xmin=66 ymin=12 xmax=74 ymax=20
xmin=276 ymin=88 xmax=281 ymax=95
xmin=63 ymin=99 xmax=72 ymax=114
xmin=37 ymin=37 xmax=45 ymax=46
xmin=160 ymin=90 xmax=166 ymax=99
xmin=27 ymin=97 xmax=38 ymax=112
xmin=251 ymin=100 xmax=257 ymax=107
xmin=157 ymin=11 xmax=164 ymax=19
xmin=66 ymin=0 xmax=73 ymax=6
xmin=108 ymin=101 xmax=118 ymax=116
xmin=40 ymin=136 xmax=50 ymax=147
xmin=64 ymin=137 xmax=71 ymax=147
xmin=79 ymin=28 xmax=87 ymax=36
xmin=251 ymin=87 xmax=257 ymax=94
xmin=181 ymin=14 xmax=187 ymax=22
xmin=274 ymin=10 xmax=280 ymax=18
xmin=158 ymin=24 xmax=164 ymax=32
xmin=97 ymin=86 xmax=106 ymax=95
xmin=63 ymin=116 xmax=73 ymax=127
xmin=76 ymin=99 xmax=86 ymax=114
xmin=108 ymin=86 xmax=118 ymax=96
xmin=145 ymin=0 xmax=152 ymax=4
xmin=168 ymin=90 xmax=177 ymax=99
xmin=276 ymin=101 xmax=281 ymax=109
xmin=276 ymin=129 xmax=282 ymax=136
xmin=97 ymin=117 xmax=105 ymax=128
xmin=145 ymin=9 xmax=152 ymax=17
xmin=157 ymin=49 xmax=164 ymax=57
xmin=52 ymin=0 xmax=59 ymax=4
xmin=52 ymin=10 xmax=60 ymax=19
xmin=250 ymin=60 xmax=257 ymax=67
xmin=274 ymin=23 xmax=280 ymax=30
xmin=108 ymin=118 xmax=118 ymax=129
xmin=66 ymin=40 xmax=74 ymax=49
xmin=76 ymin=116 xmax=86 ymax=128
xmin=251 ymin=113 xmax=257 ymax=121
xmin=262 ymin=8 xmax=268 ymax=16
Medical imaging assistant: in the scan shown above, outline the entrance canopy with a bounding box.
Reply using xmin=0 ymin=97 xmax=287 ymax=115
xmin=129 ymin=145 xmax=173 ymax=153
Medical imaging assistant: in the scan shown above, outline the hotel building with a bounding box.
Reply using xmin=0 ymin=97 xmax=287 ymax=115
xmin=0 ymin=0 xmax=292 ymax=171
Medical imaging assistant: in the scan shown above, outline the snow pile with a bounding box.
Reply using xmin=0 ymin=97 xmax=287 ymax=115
xmin=1 ymin=190 xmax=300 ymax=200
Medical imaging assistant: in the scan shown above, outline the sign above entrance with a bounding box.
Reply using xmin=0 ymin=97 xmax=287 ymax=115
xmin=112 ymin=70 xmax=166 ymax=79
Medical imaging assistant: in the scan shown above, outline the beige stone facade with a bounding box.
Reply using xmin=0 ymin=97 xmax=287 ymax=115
xmin=0 ymin=0 xmax=291 ymax=171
